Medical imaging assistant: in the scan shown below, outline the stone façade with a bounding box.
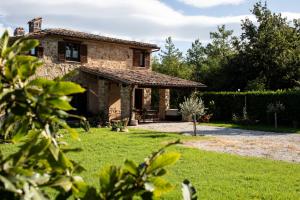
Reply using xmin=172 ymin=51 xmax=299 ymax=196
xmin=35 ymin=35 xmax=153 ymax=120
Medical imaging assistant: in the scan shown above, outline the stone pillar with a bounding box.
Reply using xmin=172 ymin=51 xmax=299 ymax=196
xmin=97 ymin=79 xmax=109 ymax=119
xmin=159 ymin=89 xmax=170 ymax=120
xmin=120 ymin=84 xmax=131 ymax=119
xmin=143 ymin=88 xmax=152 ymax=109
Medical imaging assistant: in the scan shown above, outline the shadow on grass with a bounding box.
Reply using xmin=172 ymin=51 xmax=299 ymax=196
xmin=133 ymin=134 xmax=169 ymax=138
xmin=128 ymin=130 xmax=182 ymax=139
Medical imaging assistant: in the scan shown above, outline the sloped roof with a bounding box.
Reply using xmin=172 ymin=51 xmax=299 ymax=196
xmin=80 ymin=66 xmax=206 ymax=88
xmin=13 ymin=28 xmax=159 ymax=49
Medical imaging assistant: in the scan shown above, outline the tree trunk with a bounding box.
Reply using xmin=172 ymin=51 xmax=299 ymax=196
xmin=193 ymin=114 xmax=197 ymax=136
xmin=274 ymin=112 xmax=277 ymax=129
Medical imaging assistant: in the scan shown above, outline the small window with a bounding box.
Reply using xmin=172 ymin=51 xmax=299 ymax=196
xmin=29 ymin=48 xmax=36 ymax=56
xmin=139 ymin=52 xmax=145 ymax=67
xmin=133 ymin=49 xmax=146 ymax=67
xmin=29 ymin=46 xmax=43 ymax=58
xmin=65 ymin=42 xmax=80 ymax=62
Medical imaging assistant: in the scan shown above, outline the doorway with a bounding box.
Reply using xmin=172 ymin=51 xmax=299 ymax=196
xmin=134 ymin=89 xmax=143 ymax=110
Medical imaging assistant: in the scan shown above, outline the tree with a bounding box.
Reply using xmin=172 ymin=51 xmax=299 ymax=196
xmin=179 ymin=96 xmax=205 ymax=136
xmin=206 ymin=25 xmax=235 ymax=59
xmin=267 ymin=101 xmax=285 ymax=129
xmin=200 ymin=25 xmax=237 ymax=90
xmin=156 ymin=37 xmax=193 ymax=79
xmin=239 ymin=2 xmax=300 ymax=90
xmin=186 ymin=39 xmax=206 ymax=81
xmin=154 ymin=37 xmax=194 ymax=108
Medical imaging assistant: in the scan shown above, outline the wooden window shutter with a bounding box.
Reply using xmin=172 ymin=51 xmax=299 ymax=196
xmin=58 ymin=41 xmax=66 ymax=61
xmin=133 ymin=49 xmax=141 ymax=67
xmin=36 ymin=46 xmax=44 ymax=58
xmin=80 ymin=44 xmax=88 ymax=63
xmin=144 ymin=52 xmax=150 ymax=68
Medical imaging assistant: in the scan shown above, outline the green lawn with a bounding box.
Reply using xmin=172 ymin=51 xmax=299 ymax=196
xmin=202 ymin=122 xmax=300 ymax=134
xmin=1 ymin=128 xmax=300 ymax=199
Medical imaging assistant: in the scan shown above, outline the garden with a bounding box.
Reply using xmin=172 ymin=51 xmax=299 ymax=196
xmin=1 ymin=128 xmax=300 ymax=199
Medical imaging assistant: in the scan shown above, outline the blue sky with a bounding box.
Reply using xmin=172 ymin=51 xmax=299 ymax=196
xmin=0 ymin=0 xmax=300 ymax=53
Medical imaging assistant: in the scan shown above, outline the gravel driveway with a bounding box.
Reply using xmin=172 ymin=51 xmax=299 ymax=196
xmin=135 ymin=122 xmax=300 ymax=163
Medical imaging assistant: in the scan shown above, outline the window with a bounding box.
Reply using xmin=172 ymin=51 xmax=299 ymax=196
xmin=65 ymin=42 xmax=80 ymax=62
xmin=29 ymin=48 xmax=36 ymax=56
xmin=29 ymin=46 xmax=43 ymax=58
xmin=133 ymin=49 xmax=149 ymax=67
xmin=58 ymin=41 xmax=87 ymax=63
xmin=139 ymin=52 xmax=145 ymax=67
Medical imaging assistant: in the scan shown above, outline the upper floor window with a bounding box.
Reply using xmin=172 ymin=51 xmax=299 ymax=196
xmin=29 ymin=46 xmax=44 ymax=58
xmin=133 ymin=49 xmax=150 ymax=68
xmin=139 ymin=52 xmax=145 ymax=67
xmin=65 ymin=42 xmax=80 ymax=62
xmin=58 ymin=41 xmax=87 ymax=63
xmin=29 ymin=48 xmax=36 ymax=56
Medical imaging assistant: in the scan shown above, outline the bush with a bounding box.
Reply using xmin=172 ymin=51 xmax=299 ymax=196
xmin=198 ymin=90 xmax=300 ymax=127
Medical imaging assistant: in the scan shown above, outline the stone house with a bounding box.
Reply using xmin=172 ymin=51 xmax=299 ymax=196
xmin=13 ymin=17 xmax=206 ymax=124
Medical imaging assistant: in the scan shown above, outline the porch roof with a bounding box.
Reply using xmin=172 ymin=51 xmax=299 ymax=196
xmin=80 ymin=66 xmax=206 ymax=88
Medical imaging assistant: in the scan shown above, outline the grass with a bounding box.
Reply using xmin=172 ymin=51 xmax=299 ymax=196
xmin=1 ymin=128 xmax=300 ymax=199
xmin=202 ymin=121 xmax=300 ymax=134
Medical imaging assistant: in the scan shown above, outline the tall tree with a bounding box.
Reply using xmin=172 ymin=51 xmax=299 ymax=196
xmin=239 ymin=2 xmax=300 ymax=90
xmin=201 ymin=25 xmax=236 ymax=90
xmin=186 ymin=39 xmax=206 ymax=81
xmin=155 ymin=36 xmax=192 ymax=79
xmin=206 ymin=25 xmax=235 ymax=58
xmin=153 ymin=37 xmax=194 ymax=108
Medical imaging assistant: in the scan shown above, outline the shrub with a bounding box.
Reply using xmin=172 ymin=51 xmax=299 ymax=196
xmin=180 ymin=96 xmax=205 ymax=136
xmin=198 ymin=90 xmax=300 ymax=127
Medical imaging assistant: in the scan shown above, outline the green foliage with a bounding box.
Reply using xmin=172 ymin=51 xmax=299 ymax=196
xmin=187 ymin=25 xmax=237 ymax=90
xmin=0 ymin=30 xmax=88 ymax=199
xmin=3 ymin=128 xmax=299 ymax=199
xmin=236 ymin=2 xmax=300 ymax=90
xmin=154 ymin=37 xmax=194 ymax=79
xmin=267 ymin=101 xmax=285 ymax=113
xmin=180 ymin=95 xmax=206 ymax=136
xmin=153 ymin=2 xmax=300 ymax=92
xmin=0 ymin=31 xmax=195 ymax=199
xmin=97 ymin=140 xmax=181 ymax=199
xmin=179 ymin=96 xmax=205 ymax=118
xmin=198 ymin=90 xmax=300 ymax=126
xmin=111 ymin=118 xmax=129 ymax=132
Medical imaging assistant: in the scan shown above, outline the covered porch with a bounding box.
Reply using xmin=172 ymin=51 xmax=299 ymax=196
xmin=79 ymin=66 xmax=206 ymax=125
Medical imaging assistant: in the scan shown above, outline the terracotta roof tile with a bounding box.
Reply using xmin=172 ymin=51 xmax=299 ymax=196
xmin=13 ymin=28 xmax=159 ymax=49
xmin=80 ymin=66 xmax=206 ymax=88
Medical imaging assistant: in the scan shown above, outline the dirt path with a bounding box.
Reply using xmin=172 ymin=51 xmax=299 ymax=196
xmin=135 ymin=122 xmax=300 ymax=163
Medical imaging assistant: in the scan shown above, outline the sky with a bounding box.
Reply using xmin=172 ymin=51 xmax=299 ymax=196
xmin=1 ymin=0 xmax=300 ymax=53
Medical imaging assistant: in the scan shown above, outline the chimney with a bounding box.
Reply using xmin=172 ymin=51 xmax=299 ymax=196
xmin=14 ymin=27 xmax=25 ymax=36
xmin=28 ymin=17 xmax=42 ymax=33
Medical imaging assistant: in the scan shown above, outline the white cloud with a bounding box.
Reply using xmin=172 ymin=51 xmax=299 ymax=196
xmin=0 ymin=24 xmax=13 ymax=35
xmin=282 ymin=12 xmax=300 ymax=21
xmin=0 ymin=0 xmax=248 ymax=43
xmin=178 ymin=0 xmax=245 ymax=8
xmin=0 ymin=0 xmax=299 ymax=51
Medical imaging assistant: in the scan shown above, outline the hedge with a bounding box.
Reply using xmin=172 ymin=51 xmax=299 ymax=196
xmin=198 ymin=90 xmax=300 ymax=126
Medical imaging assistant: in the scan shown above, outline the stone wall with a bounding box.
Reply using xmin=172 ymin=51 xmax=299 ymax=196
xmin=36 ymin=36 xmax=151 ymax=79
xmin=143 ymin=88 xmax=152 ymax=109
xmin=158 ymin=89 xmax=170 ymax=120
xmin=36 ymin=36 xmax=153 ymax=120
xmin=120 ymin=85 xmax=131 ymax=119
xmin=108 ymin=82 xmax=121 ymax=120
